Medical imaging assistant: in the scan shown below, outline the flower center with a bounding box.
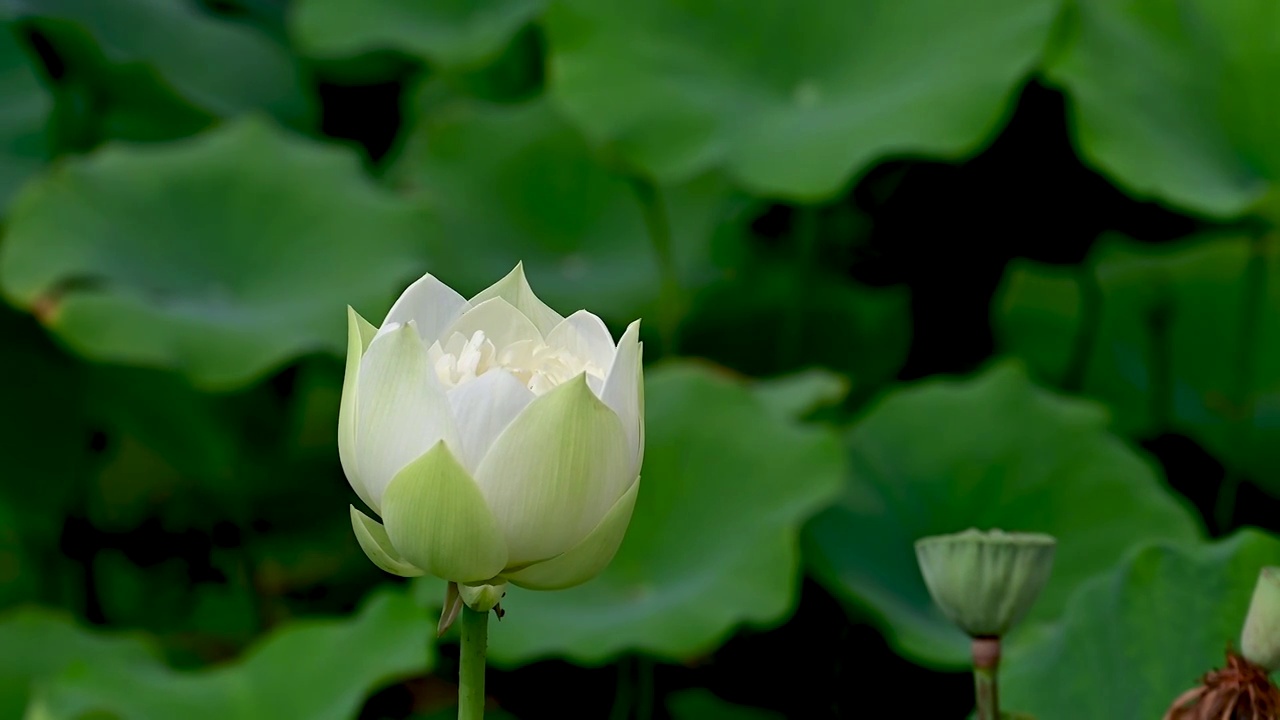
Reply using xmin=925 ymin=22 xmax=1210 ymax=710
xmin=431 ymin=330 xmax=605 ymax=394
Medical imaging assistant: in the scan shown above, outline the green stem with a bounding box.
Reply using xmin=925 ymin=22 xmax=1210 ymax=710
xmin=1062 ymin=259 xmax=1101 ymax=393
xmin=974 ymin=667 xmax=998 ymax=720
xmin=608 ymin=658 xmax=633 ymax=720
xmin=780 ymin=205 xmax=820 ymax=369
xmin=1145 ymin=287 xmax=1174 ymax=431
xmin=629 ymin=177 xmax=682 ymax=356
xmin=635 ymin=657 xmax=654 ymax=720
xmin=458 ymin=606 xmax=488 ymax=720
xmin=1215 ymin=233 xmax=1268 ymax=533
xmin=972 ymin=637 xmax=1000 ymax=720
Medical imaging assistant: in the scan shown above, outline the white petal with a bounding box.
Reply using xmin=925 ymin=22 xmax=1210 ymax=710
xmin=447 ymin=370 xmax=535 ymax=474
xmin=503 ymin=476 xmax=640 ymax=591
xmin=474 ymin=375 xmax=632 ymax=565
xmin=339 ymin=307 xmax=378 ymax=509
xmin=355 ymin=323 xmax=457 ymax=512
xmin=468 ymin=262 xmax=563 ymax=336
xmin=379 ymin=272 xmax=468 ymax=344
xmin=602 ymin=320 xmax=643 ymax=475
xmin=546 ymin=310 xmax=617 ymax=378
xmin=442 ymin=296 xmax=542 ymax=351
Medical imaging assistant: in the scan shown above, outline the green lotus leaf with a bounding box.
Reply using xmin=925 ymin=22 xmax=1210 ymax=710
xmin=805 ymin=361 xmax=1202 ymax=668
xmin=995 ymin=233 xmax=1280 ymax=494
xmin=751 ymin=369 xmax=850 ymax=421
xmin=292 ymin=0 xmax=543 ymax=69
xmin=681 ymin=261 xmax=910 ymax=389
xmin=0 ymin=608 xmax=157 ymax=719
xmin=1002 ymin=530 xmax=1280 ymax=720
xmin=390 ymin=92 xmax=734 ymax=327
xmin=24 ymin=16 xmax=216 ymax=146
xmin=483 ymin=362 xmax=844 ymax=665
xmin=0 ymin=116 xmax=428 ymax=389
xmin=1045 ymin=0 xmax=1280 ymax=217
xmin=21 ymin=587 xmax=431 ymax=720
xmin=543 ymin=0 xmax=1060 ymax=199
xmin=0 ymin=15 xmax=52 ymax=212
xmin=11 ymin=0 xmax=312 ymax=125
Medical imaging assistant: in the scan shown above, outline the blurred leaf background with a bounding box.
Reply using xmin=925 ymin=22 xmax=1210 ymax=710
xmin=0 ymin=0 xmax=1277 ymax=718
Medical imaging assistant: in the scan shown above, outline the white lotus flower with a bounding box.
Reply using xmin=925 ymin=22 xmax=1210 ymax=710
xmin=340 ymin=264 xmax=643 ymax=591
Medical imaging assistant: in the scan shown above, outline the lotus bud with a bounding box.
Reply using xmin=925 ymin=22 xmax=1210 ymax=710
xmin=1242 ymin=567 xmax=1280 ymax=672
xmin=915 ymin=528 xmax=1056 ymax=637
xmin=341 ymin=264 xmax=644 ymax=594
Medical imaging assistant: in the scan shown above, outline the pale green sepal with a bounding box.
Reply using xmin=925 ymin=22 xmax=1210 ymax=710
xmin=459 ymin=582 xmax=507 ymax=612
xmin=475 ymin=373 xmax=632 ymax=566
xmin=382 ymin=442 xmax=509 ymax=583
xmin=467 ymin=262 xmax=564 ymax=336
xmin=339 ymin=307 xmax=378 ymax=510
xmin=349 ymin=505 xmax=424 ymax=577
xmin=438 ymin=582 xmax=463 ymax=637
xmin=505 ymin=476 xmax=640 ymax=591
xmin=1242 ymin=566 xmax=1280 ymax=672
xmin=914 ymin=528 xmax=1056 ymax=637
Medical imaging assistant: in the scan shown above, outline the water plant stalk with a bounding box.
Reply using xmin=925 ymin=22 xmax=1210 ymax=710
xmin=458 ymin=605 xmax=489 ymax=720
xmin=973 ymin=636 xmax=1001 ymax=720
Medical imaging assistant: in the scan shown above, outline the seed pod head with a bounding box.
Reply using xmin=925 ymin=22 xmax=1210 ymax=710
xmin=1242 ymin=567 xmax=1280 ymax=673
xmin=915 ymin=528 xmax=1057 ymax=637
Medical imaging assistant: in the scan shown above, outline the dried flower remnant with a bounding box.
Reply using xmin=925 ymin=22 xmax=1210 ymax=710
xmin=1164 ymin=648 xmax=1280 ymax=720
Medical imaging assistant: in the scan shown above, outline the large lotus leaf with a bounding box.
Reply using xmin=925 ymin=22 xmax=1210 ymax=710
xmin=0 ymin=116 xmax=429 ymax=390
xmin=995 ymin=234 xmax=1280 ymax=492
xmin=80 ymin=363 xmax=305 ymax=530
xmin=292 ymin=0 xmax=543 ymax=68
xmin=0 ymin=308 xmax=89 ymax=614
xmin=86 ymin=367 xmax=239 ymax=480
xmin=27 ymin=16 xmax=216 ymax=147
xmin=0 ymin=608 xmax=158 ymax=719
xmin=391 ymin=94 xmax=734 ymax=326
xmin=0 ymin=307 xmax=89 ymax=541
xmin=751 ymin=369 xmax=850 ymax=421
xmin=1001 ymin=530 xmax=1280 ymax=720
xmin=484 ymin=362 xmax=844 ymax=666
xmin=680 ymin=259 xmax=911 ymax=389
xmin=804 ymin=361 xmax=1202 ymax=669
xmin=0 ymin=16 xmax=52 ymax=212
xmin=89 ymin=549 xmax=259 ymax=650
xmin=542 ymin=0 xmax=1061 ymax=200
xmin=1045 ymin=0 xmax=1280 ymax=217
xmin=27 ymin=588 xmax=431 ymax=720
xmin=0 ymin=310 xmax=86 ymax=609
xmin=10 ymin=0 xmax=312 ymax=125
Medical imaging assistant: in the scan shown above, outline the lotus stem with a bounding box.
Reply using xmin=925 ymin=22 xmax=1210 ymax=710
xmin=458 ymin=605 xmax=488 ymax=720
xmin=973 ymin=636 xmax=1001 ymax=720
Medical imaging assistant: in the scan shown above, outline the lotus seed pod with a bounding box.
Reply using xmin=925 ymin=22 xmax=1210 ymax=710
xmin=1242 ymin=567 xmax=1280 ymax=672
xmin=915 ymin=528 xmax=1057 ymax=637
xmin=459 ymin=582 xmax=507 ymax=613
